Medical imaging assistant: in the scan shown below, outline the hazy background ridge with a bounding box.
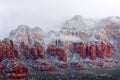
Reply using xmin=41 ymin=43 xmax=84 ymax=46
xmin=0 ymin=0 xmax=120 ymax=39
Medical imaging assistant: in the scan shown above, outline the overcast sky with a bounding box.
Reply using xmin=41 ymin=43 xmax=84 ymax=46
xmin=0 ymin=0 xmax=120 ymax=39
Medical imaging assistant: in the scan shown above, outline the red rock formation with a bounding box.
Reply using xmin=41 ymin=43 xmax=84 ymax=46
xmin=16 ymin=51 xmax=21 ymax=59
xmin=15 ymin=65 xmax=28 ymax=74
xmin=69 ymin=43 xmax=74 ymax=53
xmin=23 ymin=45 xmax=30 ymax=59
xmin=90 ymin=44 xmax=96 ymax=60
xmin=58 ymin=48 xmax=67 ymax=62
xmin=31 ymin=47 xmax=38 ymax=59
xmin=6 ymin=63 xmax=28 ymax=79
xmin=55 ymin=39 xmax=63 ymax=47
xmin=10 ymin=41 xmax=21 ymax=59
xmin=40 ymin=51 xmax=45 ymax=58
xmin=2 ymin=38 xmax=10 ymax=45
xmin=47 ymin=45 xmax=58 ymax=56
xmin=10 ymin=40 xmax=14 ymax=48
xmin=96 ymin=44 xmax=104 ymax=58
xmin=101 ymin=42 xmax=107 ymax=56
xmin=0 ymin=42 xmax=3 ymax=60
xmin=6 ymin=45 xmax=14 ymax=59
xmin=12 ymin=48 xmax=21 ymax=59
xmin=79 ymin=42 xmax=87 ymax=59
xmin=10 ymin=49 xmax=15 ymax=59
xmin=7 ymin=40 xmax=21 ymax=59
xmin=86 ymin=44 xmax=91 ymax=56
xmin=0 ymin=64 xmax=5 ymax=75
xmin=75 ymin=43 xmax=81 ymax=53
xmin=107 ymin=43 xmax=113 ymax=57
xmin=20 ymin=41 xmax=25 ymax=49
xmin=5 ymin=45 xmax=10 ymax=58
xmin=69 ymin=41 xmax=114 ymax=60
xmin=34 ymin=42 xmax=45 ymax=58
xmin=47 ymin=66 xmax=55 ymax=72
xmin=70 ymin=42 xmax=88 ymax=59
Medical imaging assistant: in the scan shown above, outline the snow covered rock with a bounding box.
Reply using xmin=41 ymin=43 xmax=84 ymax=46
xmin=9 ymin=25 xmax=45 ymax=46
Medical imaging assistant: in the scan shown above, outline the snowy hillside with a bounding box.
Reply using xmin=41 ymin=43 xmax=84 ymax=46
xmin=0 ymin=15 xmax=120 ymax=80
xmin=8 ymin=25 xmax=46 ymax=45
xmin=60 ymin=15 xmax=120 ymax=42
xmin=62 ymin=15 xmax=97 ymax=34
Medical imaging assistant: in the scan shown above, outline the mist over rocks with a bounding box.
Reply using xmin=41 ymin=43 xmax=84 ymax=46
xmin=0 ymin=15 xmax=120 ymax=79
xmin=7 ymin=15 xmax=120 ymax=61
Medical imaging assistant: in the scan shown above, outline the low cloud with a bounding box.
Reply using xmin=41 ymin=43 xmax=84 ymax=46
xmin=0 ymin=0 xmax=120 ymax=38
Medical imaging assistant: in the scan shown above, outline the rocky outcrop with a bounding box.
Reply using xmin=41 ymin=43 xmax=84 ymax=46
xmin=90 ymin=44 xmax=96 ymax=60
xmin=34 ymin=42 xmax=45 ymax=58
xmin=0 ymin=64 xmax=4 ymax=75
xmin=20 ymin=41 xmax=45 ymax=59
xmin=59 ymin=16 xmax=120 ymax=59
xmin=9 ymin=25 xmax=45 ymax=45
xmin=6 ymin=44 xmax=15 ymax=59
xmin=0 ymin=41 xmax=3 ymax=60
xmin=58 ymin=48 xmax=67 ymax=62
xmin=0 ymin=59 xmax=28 ymax=79
xmin=69 ymin=41 xmax=114 ymax=60
xmin=47 ymin=44 xmax=58 ymax=56
xmin=5 ymin=60 xmax=28 ymax=79
xmin=70 ymin=62 xmax=84 ymax=70
xmin=23 ymin=45 xmax=30 ymax=59
xmin=31 ymin=47 xmax=38 ymax=59
xmin=1 ymin=15 xmax=120 ymax=79
xmin=47 ymin=44 xmax=67 ymax=62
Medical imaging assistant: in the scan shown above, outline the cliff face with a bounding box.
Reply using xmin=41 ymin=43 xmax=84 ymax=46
xmin=60 ymin=16 xmax=120 ymax=54
xmin=60 ymin=15 xmax=95 ymax=41
xmin=7 ymin=16 xmax=120 ymax=56
xmin=8 ymin=16 xmax=120 ymax=50
xmin=98 ymin=19 xmax=120 ymax=57
xmin=60 ymin=16 xmax=120 ymax=41
xmin=0 ymin=15 xmax=120 ymax=79
xmin=6 ymin=16 xmax=120 ymax=60
xmin=9 ymin=25 xmax=45 ymax=45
